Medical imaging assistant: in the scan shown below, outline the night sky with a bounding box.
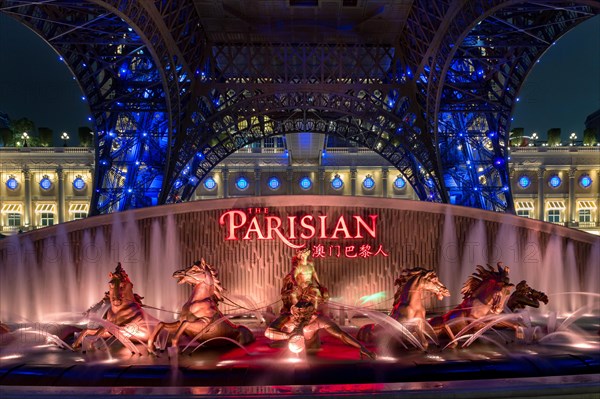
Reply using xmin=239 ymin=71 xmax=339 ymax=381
xmin=0 ymin=13 xmax=599 ymax=144
xmin=0 ymin=13 xmax=91 ymax=145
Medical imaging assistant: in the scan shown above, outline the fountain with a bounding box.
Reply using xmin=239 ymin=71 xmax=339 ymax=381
xmin=0 ymin=196 xmax=598 ymax=397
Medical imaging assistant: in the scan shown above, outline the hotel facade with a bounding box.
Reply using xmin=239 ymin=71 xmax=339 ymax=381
xmin=1 ymin=140 xmax=598 ymax=236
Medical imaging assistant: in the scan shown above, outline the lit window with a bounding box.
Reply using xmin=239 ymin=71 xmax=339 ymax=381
xmin=236 ymin=176 xmax=249 ymax=190
xmin=73 ymin=177 xmax=86 ymax=190
xmin=268 ymin=177 xmax=281 ymax=190
xmin=516 ymin=209 xmax=530 ymax=218
xmin=6 ymin=178 xmax=18 ymax=191
xmin=579 ymin=175 xmax=592 ymax=188
xmin=579 ymin=209 xmax=592 ymax=223
xmin=7 ymin=213 xmax=21 ymax=227
xmin=394 ymin=176 xmax=406 ymax=189
xmin=548 ymin=175 xmax=561 ymax=188
xmin=40 ymin=177 xmax=52 ymax=191
xmin=518 ymin=175 xmax=531 ymax=189
xmin=203 ymin=177 xmax=217 ymax=190
xmin=331 ymin=175 xmax=344 ymax=190
xmin=547 ymin=209 xmax=561 ymax=223
xmin=299 ymin=177 xmax=312 ymax=190
xmin=41 ymin=212 xmax=54 ymax=227
xmin=362 ymin=176 xmax=375 ymax=190
xmin=72 ymin=212 xmax=87 ymax=220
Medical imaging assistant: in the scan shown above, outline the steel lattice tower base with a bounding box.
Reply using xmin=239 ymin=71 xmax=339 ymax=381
xmin=1 ymin=0 xmax=598 ymax=214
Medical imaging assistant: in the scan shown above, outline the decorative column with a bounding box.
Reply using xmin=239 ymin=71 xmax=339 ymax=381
xmin=537 ymin=168 xmax=545 ymax=221
xmin=568 ymin=167 xmax=577 ymax=225
xmin=381 ymin=168 xmax=389 ymax=198
xmin=23 ymin=167 xmax=32 ymax=229
xmin=286 ymin=167 xmax=294 ymax=195
xmin=350 ymin=168 xmax=357 ymax=197
xmin=57 ymin=166 xmax=65 ymax=223
xmin=222 ymin=168 xmax=229 ymax=199
xmin=254 ymin=168 xmax=261 ymax=197
xmin=318 ymin=167 xmax=325 ymax=195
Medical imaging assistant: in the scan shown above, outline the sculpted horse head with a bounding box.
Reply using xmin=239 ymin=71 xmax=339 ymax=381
xmin=173 ymin=259 xmax=223 ymax=301
xmin=461 ymin=263 xmax=514 ymax=315
xmin=108 ymin=263 xmax=139 ymax=308
xmin=390 ymin=267 xmax=450 ymax=323
xmin=394 ymin=268 xmax=450 ymax=304
xmin=507 ymin=280 xmax=549 ymax=311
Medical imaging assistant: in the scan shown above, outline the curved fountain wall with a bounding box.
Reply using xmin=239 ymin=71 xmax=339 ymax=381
xmin=1 ymin=196 xmax=598 ymax=322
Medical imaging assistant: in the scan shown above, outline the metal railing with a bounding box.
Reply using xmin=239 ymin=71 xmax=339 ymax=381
xmin=0 ymin=147 xmax=93 ymax=154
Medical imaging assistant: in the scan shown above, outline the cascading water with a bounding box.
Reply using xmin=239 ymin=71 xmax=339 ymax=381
xmin=0 ymin=214 xmax=181 ymax=323
xmin=438 ymin=208 xmax=459 ymax=312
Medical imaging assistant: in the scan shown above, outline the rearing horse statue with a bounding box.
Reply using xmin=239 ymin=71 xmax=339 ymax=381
xmin=428 ymin=263 xmax=514 ymax=347
xmin=357 ymin=267 xmax=449 ymax=348
xmin=147 ymin=259 xmax=254 ymax=354
xmin=73 ymin=263 xmax=155 ymax=351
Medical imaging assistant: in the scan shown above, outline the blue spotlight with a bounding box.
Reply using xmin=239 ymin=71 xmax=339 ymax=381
xmin=518 ymin=175 xmax=531 ymax=189
xmin=579 ymin=175 xmax=592 ymax=188
xmin=549 ymin=175 xmax=561 ymax=188
xmin=299 ymin=177 xmax=312 ymax=190
xmin=268 ymin=177 xmax=281 ymax=190
xmin=236 ymin=177 xmax=249 ymax=190
xmin=204 ymin=177 xmax=217 ymax=190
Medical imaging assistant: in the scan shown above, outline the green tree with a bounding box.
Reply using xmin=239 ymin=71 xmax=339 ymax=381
xmin=78 ymin=126 xmax=93 ymax=147
xmin=583 ymin=128 xmax=598 ymax=146
xmin=9 ymin=118 xmax=37 ymax=146
xmin=547 ymin=128 xmax=561 ymax=146
xmin=509 ymin=127 xmax=525 ymax=147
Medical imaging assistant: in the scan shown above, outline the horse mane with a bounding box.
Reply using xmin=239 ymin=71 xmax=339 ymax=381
xmin=197 ymin=259 xmax=223 ymax=302
xmin=109 ymin=262 xmax=131 ymax=284
xmin=393 ymin=267 xmax=431 ymax=304
xmin=460 ymin=262 xmax=511 ymax=299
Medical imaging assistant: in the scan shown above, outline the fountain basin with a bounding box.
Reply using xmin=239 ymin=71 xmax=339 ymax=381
xmin=1 ymin=197 xmax=598 ymax=397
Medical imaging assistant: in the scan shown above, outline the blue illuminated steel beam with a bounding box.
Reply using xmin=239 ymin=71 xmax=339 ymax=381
xmin=435 ymin=2 xmax=598 ymax=211
xmin=164 ymin=88 xmax=444 ymax=204
xmin=404 ymin=0 xmax=599 ymax=212
xmin=0 ymin=0 xmax=203 ymax=214
xmin=161 ymin=42 xmax=445 ymax=204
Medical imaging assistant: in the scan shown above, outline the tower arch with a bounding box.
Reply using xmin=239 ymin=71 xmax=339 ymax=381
xmin=2 ymin=0 xmax=598 ymax=213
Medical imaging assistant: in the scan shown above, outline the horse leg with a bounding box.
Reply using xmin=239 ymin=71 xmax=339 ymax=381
xmin=72 ymin=328 xmax=94 ymax=350
xmin=444 ymin=324 xmax=458 ymax=348
xmin=171 ymin=320 xmax=190 ymax=353
xmin=416 ymin=319 xmax=429 ymax=350
xmin=147 ymin=322 xmax=166 ymax=355
xmin=496 ymin=321 xmax=523 ymax=342
xmin=73 ymin=327 xmax=106 ymax=352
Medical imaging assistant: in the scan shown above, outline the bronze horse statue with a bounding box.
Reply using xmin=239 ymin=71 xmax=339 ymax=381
xmin=73 ymin=263 xmax=155 ymax=351
xmin=507 ymin=280 xmax=549 ymax=312
xmin=428 ymin=263 xmax=514 ymax=347
xmin=147 ymin=259 xmax=254 ymax=355
xmin=357 ymin=267 xmax=449 ymax=348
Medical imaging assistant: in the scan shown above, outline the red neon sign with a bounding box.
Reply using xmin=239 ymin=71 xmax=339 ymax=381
xmin=218 ymin=208 xmax=381 ymax=252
